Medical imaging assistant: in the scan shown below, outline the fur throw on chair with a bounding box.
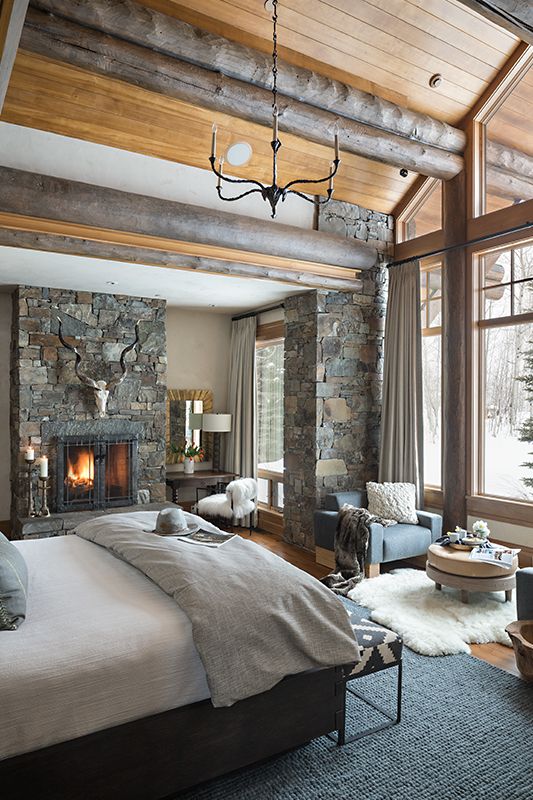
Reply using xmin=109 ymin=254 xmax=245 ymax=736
xmin=196 ymin=478 xmax=257 ymax=520
xmin=321 ymin=504 xmax=385 ymax=596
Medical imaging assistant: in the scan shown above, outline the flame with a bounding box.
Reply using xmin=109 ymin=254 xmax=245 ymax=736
xmin=65 ymin=448 xmax=95 ymax=489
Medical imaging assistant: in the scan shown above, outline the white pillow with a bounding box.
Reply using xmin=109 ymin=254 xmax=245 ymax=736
xmin=366 ymin=482 xmax=418 ymax=525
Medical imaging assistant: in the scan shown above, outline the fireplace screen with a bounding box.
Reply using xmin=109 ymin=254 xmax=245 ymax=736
xmin=57 ymin=435 xmax=138 ymax=512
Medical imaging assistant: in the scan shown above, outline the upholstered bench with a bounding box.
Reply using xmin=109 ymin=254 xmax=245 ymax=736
xmin=332 ymin=609 xmax=403 ymax=746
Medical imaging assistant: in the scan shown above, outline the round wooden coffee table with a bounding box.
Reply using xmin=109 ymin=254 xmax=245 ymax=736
xmin=426 ymin=543 xmax=517 ymax=604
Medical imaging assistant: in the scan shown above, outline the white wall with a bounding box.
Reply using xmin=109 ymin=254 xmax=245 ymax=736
xmin=0 ymin=293 xmax=11 ymax=521
xmin=0 ymin=122 xmax=315 ymax=230
xmin=166 ymin=307 xmax=232 ymax=482
xmin=166 ymin=307 xmax=232 ymax=411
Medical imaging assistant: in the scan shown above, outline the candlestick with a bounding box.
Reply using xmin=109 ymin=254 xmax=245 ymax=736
xmin=217 ymin=157 xmax=224 ymax=189
xmin=38 ymin=477 xmax=50 ymax=517
xmin=211 ymin=123 xmax=217 ymax=159
xmin=26 ymin=458 xmax=37 ymax=518
xmin=334 ymin=132 xmax=339 ymax=162
xmin=273 ymin=111 xmax=278 ymax=142
xmin=328 ymin=162 xmax=334 ymax=194
xmin=39 ymin=455 xmax=48 ymax=479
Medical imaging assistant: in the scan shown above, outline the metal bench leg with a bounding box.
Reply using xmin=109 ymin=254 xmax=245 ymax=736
xmin=330 ymin=662 xmax=402 ymax=747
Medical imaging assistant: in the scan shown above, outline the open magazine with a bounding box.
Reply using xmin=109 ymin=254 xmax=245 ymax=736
xmin=180 ymin=529 xmax=236 ymax=548
xmin=470 ymin=544 xmax=520 ymax=570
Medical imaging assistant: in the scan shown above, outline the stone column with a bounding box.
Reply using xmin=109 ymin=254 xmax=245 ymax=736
xmin=283 ymin=268 xmax=386 ymax=550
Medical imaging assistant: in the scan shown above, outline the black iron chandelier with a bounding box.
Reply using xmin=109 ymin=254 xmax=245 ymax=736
xmin=209 ymin=0 xmax=340 ymax=219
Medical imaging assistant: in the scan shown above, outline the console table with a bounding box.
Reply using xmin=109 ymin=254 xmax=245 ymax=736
xmin=165 ymin=471 xmax=237 ymax=504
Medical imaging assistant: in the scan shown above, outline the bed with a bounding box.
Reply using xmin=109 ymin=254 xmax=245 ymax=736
xmin=0 ymin=513 xmax=356 ymax=799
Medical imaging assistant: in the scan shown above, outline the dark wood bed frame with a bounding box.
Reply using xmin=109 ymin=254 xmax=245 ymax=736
xmin=1 ymin=665 xmax=348 ymax=800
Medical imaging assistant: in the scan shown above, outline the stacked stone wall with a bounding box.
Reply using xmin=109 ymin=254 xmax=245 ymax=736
xmin=10 ymin=286 xmax=167 ymax=524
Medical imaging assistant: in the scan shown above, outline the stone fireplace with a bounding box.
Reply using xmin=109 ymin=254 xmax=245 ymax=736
xmin=10 ymin=286 xmax=167 ymax=530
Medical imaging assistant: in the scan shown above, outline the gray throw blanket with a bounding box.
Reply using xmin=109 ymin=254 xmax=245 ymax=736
xmin=75 ymin=511 xmax=360 ymax=708
xmin=321 ymin=504 xmax=388 ymax=596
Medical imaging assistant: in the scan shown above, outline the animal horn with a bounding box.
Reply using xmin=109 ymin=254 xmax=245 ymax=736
xmin=57 ymin=318 xmax=98 ymax=389
xmin=107 ymin=321 xmax=140 ymax=390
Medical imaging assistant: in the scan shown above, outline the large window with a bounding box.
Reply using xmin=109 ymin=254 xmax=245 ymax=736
xmin=421 ymin=260 xmax=443 ymax=489
xmin=256 ymin=335 xmax=284 ymax=511
xmin=477 ymin=240 xmax=533 ymax=501
xmin=397 ymin=179 xmax=442 ymax=242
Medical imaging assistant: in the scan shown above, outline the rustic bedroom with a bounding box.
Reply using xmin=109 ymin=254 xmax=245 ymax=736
xmin=0 ymin=1 xmax=532 ymax=798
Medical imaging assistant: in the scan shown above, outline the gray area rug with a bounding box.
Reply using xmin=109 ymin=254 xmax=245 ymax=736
xmin=176 ymin=600 xmax=533 ymax=800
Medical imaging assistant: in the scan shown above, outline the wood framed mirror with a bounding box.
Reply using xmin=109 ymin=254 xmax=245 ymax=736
xmin=166 ymin=389 xmax=213 ymax=464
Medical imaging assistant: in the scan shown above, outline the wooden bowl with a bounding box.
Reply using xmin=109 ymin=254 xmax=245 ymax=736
xmin=506 ymin=620 xmax=533 ymax=682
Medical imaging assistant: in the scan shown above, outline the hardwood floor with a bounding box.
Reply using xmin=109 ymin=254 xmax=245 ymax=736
xmin=240 ymin=528 xmax=520 ymax=678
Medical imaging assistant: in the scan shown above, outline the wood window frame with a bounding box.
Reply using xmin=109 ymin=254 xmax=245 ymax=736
xmin=256 ymin=323 xmax=284 ymax=529
xmin=421 ymin=257 xmax=444 ymax=498
xmin=395 ymin=176 xmax=443 ymax=245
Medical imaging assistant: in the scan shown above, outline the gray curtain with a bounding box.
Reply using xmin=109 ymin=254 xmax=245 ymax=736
xmin=225 ymin=317 xmax=257 ymax=484
xmin=379 ymin=260 xmax=424 ymax=505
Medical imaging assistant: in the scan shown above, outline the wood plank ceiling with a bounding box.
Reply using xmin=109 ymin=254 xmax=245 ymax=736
xmin=0 ymin=0 xmax=523 ymax=215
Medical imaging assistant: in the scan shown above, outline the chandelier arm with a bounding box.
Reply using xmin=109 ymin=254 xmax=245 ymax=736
xmin=209 ymin=156 xmax=265 ymax=190
xmin=216 ymin=186 xmax=264 ymax=202
xmin=281 ymin=158 xmax=340 ymax=193
xmin=286 ymin=189 xmax=333 ymax=205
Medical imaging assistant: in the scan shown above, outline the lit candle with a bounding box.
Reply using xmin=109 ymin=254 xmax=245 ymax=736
xmin=211 ymin=123 xmax=217 ymax=159
xmin=39 ymin=456 xmax=48 ymax=479
xmin=25 ymin=446 xmax=35 ymax=461
xmin=217 ymin=157 xmax=224 ymax=189
xmin=334 ymin=132 xmax=339 ymax=162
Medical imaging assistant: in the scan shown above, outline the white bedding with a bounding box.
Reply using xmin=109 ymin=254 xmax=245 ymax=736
xmin=0 ymin=535 xmax=210 ymax=761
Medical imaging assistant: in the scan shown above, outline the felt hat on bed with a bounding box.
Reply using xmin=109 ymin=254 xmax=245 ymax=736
xmin=145 ymin=507 xmax=199 ymax=536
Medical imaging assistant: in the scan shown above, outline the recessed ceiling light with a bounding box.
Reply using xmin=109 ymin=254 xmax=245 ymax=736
xmin=106 ymin=281 xmax=117 ymax=286
xmin=225 ymin=141 xmax=253 ymax=167
xmin=429 ymin=73 xmax=442 ymax=89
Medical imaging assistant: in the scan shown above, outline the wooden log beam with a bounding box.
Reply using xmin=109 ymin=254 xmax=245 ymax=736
xmin=0 ymin=167 xmax=377 ymax=270
xmin=455 ymin=1 xmax=533 ymax=45
xmin=30 ymin=0 xmax=466 ymax=155
xmin=19 ymin=8 xmax=464 ymax=181
xmin=0 ymin=227 xmax=363 ymax=291
xmin=0 ymin=0 xmax=29 ymax=112
xmin=442 ymin=171 xmax=468 ymax=531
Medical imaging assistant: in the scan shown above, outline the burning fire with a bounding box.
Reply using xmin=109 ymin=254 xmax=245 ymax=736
xmin=65 ymin=448 xmax=95 ymax=489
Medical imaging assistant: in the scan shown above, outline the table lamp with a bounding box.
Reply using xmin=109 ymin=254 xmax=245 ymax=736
xmin=201 ymin=413 xmax=232 ymax=470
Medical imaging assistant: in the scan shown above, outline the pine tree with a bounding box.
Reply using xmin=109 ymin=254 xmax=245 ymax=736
xmin=518 ymin=345 xmax=533 ymax=488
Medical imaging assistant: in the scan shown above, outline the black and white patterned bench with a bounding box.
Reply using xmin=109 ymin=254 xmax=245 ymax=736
xmin=333 ymin=610 xmax=403 ymax=746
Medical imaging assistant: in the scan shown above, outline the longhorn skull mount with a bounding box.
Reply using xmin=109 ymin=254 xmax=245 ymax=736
xmin=57 ymin=318 xmax=140 ymax=417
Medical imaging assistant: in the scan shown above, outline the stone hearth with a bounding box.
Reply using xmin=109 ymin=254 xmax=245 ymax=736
xmin=10 ymin=286 xmax=167 ymax=530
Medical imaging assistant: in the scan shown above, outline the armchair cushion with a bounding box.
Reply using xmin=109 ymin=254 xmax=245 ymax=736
xmin=517 ymin=568 xmax=533 ymax=621
xmin=416 ymin=510 xmax=442 ymax=541
xmin=382 ymin=524 xmax=432 ymax=562
xmin=324 ymin=491 xmax=367 ymax=511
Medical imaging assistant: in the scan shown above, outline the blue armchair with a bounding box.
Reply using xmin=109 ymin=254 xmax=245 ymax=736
xmin=517 ymin=568 xmax=533 ymax=619
xmin=314 ymin=489 xmax=442 ymax=577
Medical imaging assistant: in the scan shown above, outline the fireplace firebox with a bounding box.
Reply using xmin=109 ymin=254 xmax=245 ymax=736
xmin=56 ymin=434 xmax=138 ymax=512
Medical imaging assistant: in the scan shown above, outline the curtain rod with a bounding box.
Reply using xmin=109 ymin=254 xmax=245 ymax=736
xmin=232 ymin=301 xmax=285 ymax=322
xmin=387 ymin=220 xmax=533 ymax=269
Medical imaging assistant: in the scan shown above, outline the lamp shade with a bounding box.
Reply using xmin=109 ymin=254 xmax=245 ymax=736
xmin=201 ymin=413 xmax=232 ymax=433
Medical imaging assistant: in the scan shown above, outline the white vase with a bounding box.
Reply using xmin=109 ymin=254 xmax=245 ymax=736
xmin=184 ymin=457 xmax=195 ymax=475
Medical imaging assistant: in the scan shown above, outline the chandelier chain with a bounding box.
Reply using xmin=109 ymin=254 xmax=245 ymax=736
xmin=271 ymin=0 xmax=278 ymax=119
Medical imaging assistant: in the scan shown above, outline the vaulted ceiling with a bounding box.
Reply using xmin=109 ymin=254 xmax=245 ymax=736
xmin=0 ymin=0 xmax=526 ymax=215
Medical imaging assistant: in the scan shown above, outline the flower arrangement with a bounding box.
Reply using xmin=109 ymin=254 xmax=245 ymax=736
xmin=472 ymin=519 xmax=490 ymax=539
xmin=172 ymin=442 xmax=205 ymax=462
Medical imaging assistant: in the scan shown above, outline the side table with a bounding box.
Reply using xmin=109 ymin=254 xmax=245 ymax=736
xmin=165 ymin=470 xmax=237 ymax=505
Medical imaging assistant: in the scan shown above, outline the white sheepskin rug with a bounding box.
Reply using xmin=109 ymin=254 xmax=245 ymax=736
xmin=348 ymin=568 xmax=517 ymax=656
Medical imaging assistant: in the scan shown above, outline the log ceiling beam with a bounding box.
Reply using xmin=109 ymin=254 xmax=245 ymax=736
xmin=19 ymin=6 xmax=464 ymax=181
xmin=30 ymin=0 xmax=466 ymax=156
xmin=0 ymin=0 xmax=28 ymax=112
xmin=0 ymin=167 xmax=377 ymax=272
xmin=455 ymin=1 xmax=533 ymax=46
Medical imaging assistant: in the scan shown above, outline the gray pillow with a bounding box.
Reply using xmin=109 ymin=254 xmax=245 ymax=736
xmin=0 ymin=533 xmax=28 ymax=630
